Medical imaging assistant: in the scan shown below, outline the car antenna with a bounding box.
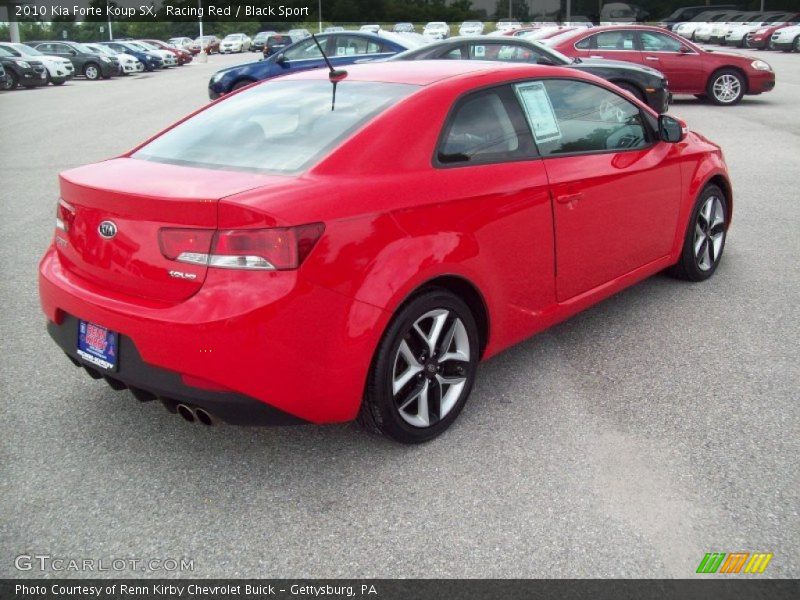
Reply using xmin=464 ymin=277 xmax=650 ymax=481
xmin=311 ymin=34 xmax=347 ymax=111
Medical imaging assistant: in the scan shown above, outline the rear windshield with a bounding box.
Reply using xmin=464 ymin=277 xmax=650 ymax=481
xmin=268 ymin=36 xmax=291 ymax=44
xmin=132 ymin=80 xmax=417 ymax=175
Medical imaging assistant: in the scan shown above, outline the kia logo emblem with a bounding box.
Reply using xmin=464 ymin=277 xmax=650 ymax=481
xmin=98 ymin=221 xmax=117 ymax=239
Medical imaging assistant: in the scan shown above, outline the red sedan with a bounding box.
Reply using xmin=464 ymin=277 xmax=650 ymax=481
xmin=40 ymin=61 xmax=732 ymax=443
xmin=142 ymin=39 xmax=193 ymax=65
xmin=546 ymin=25 xmax=775 ymax=105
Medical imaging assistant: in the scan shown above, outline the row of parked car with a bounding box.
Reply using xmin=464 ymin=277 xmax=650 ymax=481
xmin=206 ymin=22 xmax=775 ymax=107
xmin=667 ymin=10 xmax=800 ymax=51
xmin=0 ymin=38 xmax=196 ymax=91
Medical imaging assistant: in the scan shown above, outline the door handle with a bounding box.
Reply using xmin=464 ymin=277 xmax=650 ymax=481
xmin=645 ymin=56 xmax=660 ymax=61
xmin=556 ymin=192 xmax=584 ymax=205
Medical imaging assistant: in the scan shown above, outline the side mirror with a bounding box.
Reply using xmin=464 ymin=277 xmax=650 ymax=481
xmin=69 ymin=49 xmax=78 ymax=56
xmin=275 ymin=54 xmax=288 ymax=65
xmin=659 ymin=114 xmax=686 ymax=143
xmin=679 ymin=45 xmax=691 ymax=54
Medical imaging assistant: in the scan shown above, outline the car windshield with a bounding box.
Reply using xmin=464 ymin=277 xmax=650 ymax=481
xmin=224 ymin=35 xmax=243 ymax=40
xmin=92 ymin=45 xmax=117 ymax=56
xmin=137 ymin=41 xmax=159 ymax=50
xmin=127 ymin=42 xmax=148 ymax=51
xmin=132 ymin=80 xmax=418 ymax=175
xmin=70 ymin=43 xmax=94 ymax=54
xmin=11 ymin=43 xmax=42 ymax=56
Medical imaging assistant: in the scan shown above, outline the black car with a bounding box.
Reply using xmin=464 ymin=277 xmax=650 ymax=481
xmin=0 ymin=46 xmax=48 ymax=90
xmin=261 ymin=34 xmax=293 ymax=58
xmin=391 ymin=37 xmax=671 ymax=113
xmin=28 ymin=40 xmax=117 ymax=80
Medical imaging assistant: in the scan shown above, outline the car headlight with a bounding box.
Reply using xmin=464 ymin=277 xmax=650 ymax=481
xmin=19 ymin=61 xmax=31 ymax=68
xmin=100 ymin=56 xmax=111 ymax=62
xmin=751 ymin=60 xmax=772 ymax=71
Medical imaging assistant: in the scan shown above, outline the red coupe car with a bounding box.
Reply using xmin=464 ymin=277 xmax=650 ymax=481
xmin=40 ymin=61 xmax=732 ymax=443
xmin=546 ymin=25 xmax=775 ymax=105
xmin=142 ymin=39 xmax=193 ymax=65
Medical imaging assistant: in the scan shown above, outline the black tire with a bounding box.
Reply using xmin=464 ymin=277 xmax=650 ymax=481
xmin=795 ymin=36 xmax=800 ymax=53
xmin=614 ymin=81 xmax=645 ymax=103
xmin=50 ymin=75 xmax=66 ymax=85
xmin=2 ymin=70 xmax=18 ymax=90
xmin=359 ymin=288 xmax=480 ymax=444
xmin=667 ymin=184 xmax=729 ymax=282
xmin=706 ymin=69 xmax=745 ymax=106
xmin=83 ymin=62 xmax=101 ymax=80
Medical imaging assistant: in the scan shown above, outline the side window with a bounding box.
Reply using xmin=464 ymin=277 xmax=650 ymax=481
xmin=36 ymin=43 xmax=53 ymax=53
xmin=640 ymin=32 xmax=683 ymax=52
xmin=441 ymin=47 xmax=466 ymax=60
xmin=594 ymin=31 xmax=637 ymax=50
xmin=514 ymin=79 xmax=651 ymax=156
xmin=575 ymin=36 xmax=593 ymax=50
xmin=438 ymin=87 xmax=533 ymax=165
xmin=330 ymin=36 xmax=381 ymax=56
xmin=468 ymin=43 xmax=536 ymax=62
xmin=0 ymin=45 xmax=21 ymax=57
xmin=283 ymin=38 xmax=322 ymax=61
xmin=53 ymin=44 xmax=71 ymax=54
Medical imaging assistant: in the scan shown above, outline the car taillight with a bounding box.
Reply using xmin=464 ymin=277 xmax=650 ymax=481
xmin=55 ymin=198 xmax=75 ymax=232
xmin=158 ymin=224 xmax=324 ymax=271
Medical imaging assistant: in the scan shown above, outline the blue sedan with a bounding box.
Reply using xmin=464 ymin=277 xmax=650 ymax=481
xmin=208 ymin=32 xmax=417 ymax=99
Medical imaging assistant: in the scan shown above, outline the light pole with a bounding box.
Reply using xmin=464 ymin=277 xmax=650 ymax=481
xmin=106 ymin=0 xmax=113 ymax=40
xmin=319 ymin=0 xmax=322 ymax=33
xmin=198 ymin=0 xmax=207 ymax=62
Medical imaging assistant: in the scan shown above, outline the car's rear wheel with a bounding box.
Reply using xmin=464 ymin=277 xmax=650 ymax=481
xmin=359 ymin=289 xmax=479 ymax=444
xmin=707 ymin=69 xmax=745 ymax=105
xmin=2 ymin=70 xmax=18 ymax=90
xmin=795 ymin=36 xmax=800 ymax=52
xmin=83 ymin=63 xmax=100 ymax=80
xmin=668 ymin=184 xmax=728 ymax=282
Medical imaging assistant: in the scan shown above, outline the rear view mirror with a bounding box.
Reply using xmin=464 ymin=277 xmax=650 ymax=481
xmin=659 ymin=115 xmax=686 ymax=143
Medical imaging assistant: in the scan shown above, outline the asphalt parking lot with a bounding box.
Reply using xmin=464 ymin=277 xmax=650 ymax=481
xmin=1 ymin=50 xmax=798 ymax=579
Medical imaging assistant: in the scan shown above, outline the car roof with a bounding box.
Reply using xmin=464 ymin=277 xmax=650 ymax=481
xmin=278 ymin=59 xmax=579 ymax=87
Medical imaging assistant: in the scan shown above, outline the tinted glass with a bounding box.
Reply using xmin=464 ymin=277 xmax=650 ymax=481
xmin=515 ymin=80 xmax=650 ymax=156
xmin=133 ymin=80 xmax=417 ymax=174
xmin=640 ymin=32 xmax=683 ymax=52
xmin=439 ymin=88 xmax=529 ymax=164
xmin=593 ymin=31 xmax=637 ymax=50
xmin=0 ymin=45 xmax=21 ymax=57
xmin=467 ymin=42 xmax=539 ymax=62
xmin=331 ymin=36 xmax=383 ymax=56
xmin=283 ymin=38 xmax=322 ymax=60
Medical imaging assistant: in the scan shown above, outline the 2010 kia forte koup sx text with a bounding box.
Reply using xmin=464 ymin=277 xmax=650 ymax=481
xmin=39 ymin=61 xmax=732 ymax=443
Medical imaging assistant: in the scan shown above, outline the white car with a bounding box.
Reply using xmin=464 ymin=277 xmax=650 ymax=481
xmin=699 ymin=12 xmax=761 ymax=43
xmin=423 ymin=22 xmax=450 ymax=40
xmin=771 ymin=24 xmax=800 ymax=51
xmin=459 ymin=21 xmax=485 ymax=36
xmin=674 ymin=11 xmax=737 ymax=41
xmin=220 ymin=33 xmax=252 ymax=53
xmin=0 ymin=42 xmax=74 ymax=84
xmin=325 ymin=26 xmax=345 ymax=33
xmin=726 ymin=13 xmax=794 ymax=47
xmin=130 ymin=41 xmax=177 ymax=66
xmin=359 ymin=25 xmax=381 ymax=34
xmin=168 ymin=37 xmax=193 ymax=50
xmin=85 ymin=43 xmax=142 ymax=75
xmin=287 ymin=29 xmax=311 ymax=42
xmin=494 ymin=19 xmax=522 ymax=33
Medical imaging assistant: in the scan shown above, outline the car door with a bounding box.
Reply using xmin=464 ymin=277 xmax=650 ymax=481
xmin=512 ymin=78 xmax=682 ymax=301
xmin=637 ymin=30 xmax=706 ymax=93
xmin=574 ymin=29 xmax=641 ymax=63
xmin=431 ymin=84 xmax=556 ymax=326
xmin=51 ymin=43 xmax=83 ymax=69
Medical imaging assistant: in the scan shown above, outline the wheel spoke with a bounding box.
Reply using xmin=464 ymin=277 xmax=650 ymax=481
xmin=711 ymin=231 xmax=725 ymax=261
xmin=397 ymin=379 xmax=426 ymax=412
xmin=412 ymin=309 xmax=449 ymax=354
xmin=694 ymin=223 xmax=706 ymax=255
xmin=416 ymin=381 xmax=430 ymax=427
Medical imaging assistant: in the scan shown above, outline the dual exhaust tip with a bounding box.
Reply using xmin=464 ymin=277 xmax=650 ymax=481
xmin=176 ymin=403 xmax=215 ymax=426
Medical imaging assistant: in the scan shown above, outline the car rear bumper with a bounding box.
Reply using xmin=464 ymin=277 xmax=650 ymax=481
xmin=39 ymin=246 xmax=386 ymax=425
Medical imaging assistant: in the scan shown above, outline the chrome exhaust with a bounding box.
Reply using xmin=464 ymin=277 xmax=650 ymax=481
xmin=176 ymin=403 xmax=196 ymax=423
xmin=194 ymin=408 xmax=215 ymax=426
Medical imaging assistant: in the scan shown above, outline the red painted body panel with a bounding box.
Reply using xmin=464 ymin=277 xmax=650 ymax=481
xmin=549 ymin=25 xmax=775 ymax=96
xmin=39 ymin=61 xmax=733 ymax=424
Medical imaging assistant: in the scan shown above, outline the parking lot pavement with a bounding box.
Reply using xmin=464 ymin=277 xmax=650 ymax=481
xmin=0 ymin=49 xmax=798 ymax=579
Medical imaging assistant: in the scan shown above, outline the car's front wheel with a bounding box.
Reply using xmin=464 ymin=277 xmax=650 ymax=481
xmin=359 ymin=289 xmax=479 ymax=444
xmin=668 ymin=184 xmax=728 ymax=281
xmin=2 ymin=70 xmax=18 ymax=90
xmin=83 ymin=63 xmax=101 ymax=80
xmin=707 ymin=69 xmax=745 ymax=105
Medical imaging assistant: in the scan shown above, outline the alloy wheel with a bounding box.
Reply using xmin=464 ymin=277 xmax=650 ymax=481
xmin=694 ymin=195 xmax=726 ymax=271
xmin=712 ymin=74 xmax=741 ymax=104
xmin=85 ymin=65 xmax=99 ymax=80
xmin=392 ymin=309 xmax=470 ymax=428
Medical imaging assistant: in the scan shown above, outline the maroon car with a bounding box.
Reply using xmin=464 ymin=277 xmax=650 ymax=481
xmin=190 ymin=36 xmax=220 ymax=55
xmin=547 ymin=25 xmax=775 ymax=105
xmin=143 ymin=39 xmax=193 ymax=65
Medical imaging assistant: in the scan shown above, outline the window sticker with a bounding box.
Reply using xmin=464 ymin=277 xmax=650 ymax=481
xmin=473 ymin=45 xmax=485 ymax=58
xmin=514 ymin=82 xmax=561 ymax=143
